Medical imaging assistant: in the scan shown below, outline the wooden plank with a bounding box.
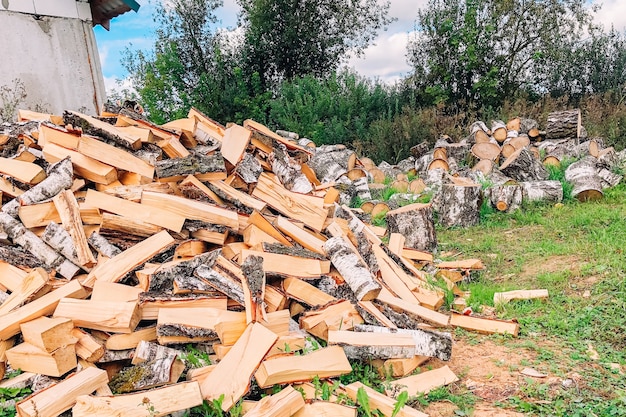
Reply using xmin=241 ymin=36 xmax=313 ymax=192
xmin=72 ymin=381 xmax=203 ymax=417
xmin=6 ymin=342 xmax=76 ymax=377
xmin=16 ymin=367 xmax=109 ymax=417
xmin=255 ymin=345 xmax=352 ymax=388
xmin=141 ymin=191 xmax=239 ymax=230
xmin=385 ymin=365 xmax=459 ymax=397
xmin=381 ymin=356 xmax=429 ymax=378
xmin=449 ymin=313 xmax=519 ymax=336
xmin=357 ymin=301 xmax=397 ymax=329
xmin=38 ymin=122 xmax=81 ymax=148
xmin=343 ymin=382 xmax=427 ymax=417
xmin=293 ymin=402 xmax=357 ymax=417
xmin=85 ymin=189 xmax=185 ymax=232
xmin=494 ymin=289 xmax=549 ymax=304
xmin=371 ymin=244 xmax=421 ymax=304
xmin=199 ymin=322 xmax=278 ymax=410
xmin=0 ymin=176 xmax=25 ymax=198
xmin=77 ymin=135 xmax=154 ymax=178
xmin=54 ymin=190 xmax=97 ymax=267
xmin=328 ymin=330 xmax=416 ymax=360
xmin=141 ymin=295 xmax=228 ymax=320
xmin=221 ymin=124 xmax=252 ymax=166
xmin=83 ymin=230 xmax=175 ymax=288
xmin=54 ymin=299 xmax=140 ymax=333
xmin=247 ymin=211 xmax=292 ymax=246
xmin=252 ymin=173 xmax=327 ymax=232
xmin=42 ymin=142 xmax=117 ymax=185
xmin=0 ymin=279 xmax=88 ymax=340
xmin=300 ymin=300 xmax=364 ymax=340
xmin=244 ymin=119 xmax=310 ymax=153
xmin=105 ymin=326 xmax=158 ymax=350
xmin=241 ymin=249 xmax=329 ymax=278
xmin=90 ymin=281 xmax=143 ymax=302
xmin=0 ymin=157 xmax=46 ymax=184
xmin=72 ymin=328 xmax=105 ymax=362
xmin=179 ymin=174 xmax=224 ymax=205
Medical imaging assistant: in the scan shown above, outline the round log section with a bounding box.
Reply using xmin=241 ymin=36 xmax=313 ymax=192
xmin=519 ymin=118 xmax=539 ymax=135
xmin=386 ymin=203 xmax=437 ymax=252
xmin=368 ymin=168 xmax=386 ymax=184
xmin=433 ymin=148 xmax=447 ymax=160
xmin=428 ymin=158 xmax=450 ymax=171
xmin=485 ymin=184 xmax=522 ymax=212
xmin=588 ymin=139 xmax=600 ymax=158
xmin=469 ymin=121 xmax=491 ymax=144
xmin=506 ymin=117 xmax=521 ymax=131
xmin=546 ymin=109 xmax=581 ymax=142
xmin=542 ymin=155 xmax=561 ymax=167
xmin=390 ymin=180 xmax=409 ymax=193
xmin=408 ymin=178 xmax=426 ymax=194
xmin=491 ymin=120 xmax=508 ymax=143
xmin=509 ymin=135 xmax=530 ymax=150
xmin=501 ymin=143 xmax=516 ymax=159
xmin=371 ymin=202 xmax=390 ymax=217
xmin=564 ymin=157 xmax=603 ymax=201
xmin=359 ymin=157 xmax=376 ymax=170
xmin=471 ymin=143 xmax=501 ymax=162
xmin=519 ymin=180 xmax=563 ymax=204
xmin=499 ymin=148 xmax=549 ymax=182
xmin=437 ymin=183 xmax=482 ymax=228
xmin=472 ymin=159 xmax=495 ymax=176
xmin=346 ymin=168 xmax=367 ymax=181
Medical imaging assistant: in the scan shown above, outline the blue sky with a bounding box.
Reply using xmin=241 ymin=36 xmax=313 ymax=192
xmin=95 ymin=0 xmax=626 ymax=93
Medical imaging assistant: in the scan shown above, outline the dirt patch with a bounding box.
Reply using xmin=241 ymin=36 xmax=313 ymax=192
xmin=423 ymin=338 xmax=537 ymax=416
xmin=517 ymin=254 xmax=581 ymax=280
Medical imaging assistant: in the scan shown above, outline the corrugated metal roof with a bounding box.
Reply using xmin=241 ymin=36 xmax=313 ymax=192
xmin=90 ymin=0 xmax=140 ymax=30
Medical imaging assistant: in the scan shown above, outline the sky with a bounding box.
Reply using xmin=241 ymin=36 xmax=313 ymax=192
xmin=94 ymin=0 xmax=626 ymax=93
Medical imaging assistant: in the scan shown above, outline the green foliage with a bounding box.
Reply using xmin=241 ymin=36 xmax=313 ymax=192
xmin=0 ymin=386 xmax=32 ymax=417
xmin=356 ymin=387 xmax=383 ymax=417
xmin=391 ymin=391 xmax=409 ymax=417
xmin=238 ymin=0 xmax=393 ymax=87
xmin=0 ymin=78 xmax=27 ymax=123
xmin=181 ymin=344 xmax=212 ymax=369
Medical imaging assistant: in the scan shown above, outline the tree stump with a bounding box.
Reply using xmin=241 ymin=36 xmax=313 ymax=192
xmin=565 ymin=157 xmax=603 ymax=201
xmin=546 ymin=109 xmax=581 ymax=143
xmin=437 ymin=183 xmax=481 ymax=227
xmin=500 ymin=148 xmax=549 ymax=182
xmin=485 ymin=184 xmax=522 ymax=212
xmin=519 ymin=180 xmax=563 ymax=203
xmin=386 ymin=203 xmax=437 ymax=252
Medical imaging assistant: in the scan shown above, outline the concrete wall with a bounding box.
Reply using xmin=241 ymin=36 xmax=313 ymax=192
xmin=0 ymin=1 xmax=105 ymax=117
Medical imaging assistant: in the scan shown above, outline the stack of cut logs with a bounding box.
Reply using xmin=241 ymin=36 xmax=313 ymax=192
xmin=0 ymin=103 xmax=619 ymax=417
xmin=0 ymin=106 xmax=541 ymax=417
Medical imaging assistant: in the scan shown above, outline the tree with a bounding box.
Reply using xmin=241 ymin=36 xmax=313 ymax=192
xmin=407 ymin=0 xmax=604 ymax=111
xmin=238 ymin=0 xmax=394 ymax=88
xmin=123 ymin=0 xmax=269 ymax=124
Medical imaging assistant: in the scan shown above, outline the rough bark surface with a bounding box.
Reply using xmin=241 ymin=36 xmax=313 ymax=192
xmin=155 ymin=152 xmax=225 ymax=179
xmin=410 ymin=142 xmax=430 ymax=159
xmin=269 ymin=144 xmax=313 ymax=194
xmin=41 ymin=222 xmax=80 ymax=266
xmin=1 ymin=157 xmax=73 ymax=218
xmin=565 ymin=157 xmax=604 ymax=201
xmin=87 ymin=232 xmax=122 ymax=258
xmin=150 ymin=251 xmax=220 ymax=293
xmin=194 ymin=265 xmax=244 ymax=305
xmin=339 ymin=343 xmax=415 ymax=361
xmin=386 ymin=205 xmax=437 ymax=252
xmin=484 ymin=185 xmax=522 ymax=212
xmin=308 ymin=145 xmax=354 ymax=183
xmin=546 ymin=109 xmax=581 ymax=142
xmin=519 ymin=181 xmax=564 ymax=204
xmin=236 ymin=153 xmax=263 ymax=183
xmin=500 ymin=148 xmax=549 ymax=182
xmin=63 ymin=111 xmax=138 ymax=150
xmin=438 ymin=184 xmax=481 ymax=227
xmin=323 ymin=237 xmax=381 ymax=301
xmin=354 ymin=324 xmax=452 ymax=361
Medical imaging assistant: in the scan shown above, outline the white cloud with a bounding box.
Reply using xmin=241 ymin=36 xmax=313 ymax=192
xmin=594 ymin=0 xmax=626 ymax=32
xmin=348 ymin=30 xmax=416 ymax=83
xmin=103 ymin=76 xmax=136 ymax=97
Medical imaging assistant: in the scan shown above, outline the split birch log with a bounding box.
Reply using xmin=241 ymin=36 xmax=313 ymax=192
xmin=437 ymin=183 xmax=481 ymax=227
xmin=0 ymin=212 xmax=79 ymax=278
xmin=87 ymin=232 xmax=122 ymax=258
xmin=354 ymin=324 xmax=452 ymax=361
xmin=195 ymin=256 xmax=245 ymax=305
xmin=500 ymin=148 xmax=549 ymax=182
xmin=254 ymin=345 xmax=352 ymax=388
xmin=519 ymin=180 xmax=563 ymax=203
xmin=565 ymin=157 xmax=604 ymax=201
xmin=200 ymin=322 xmax=278 ymax=410
xmin=241 ymin=254 xmax=266 ymax=323
xmin=484 ymin=184 xmax=522 ymax=212
xmin=1 ymin=157 xmax=73 ymax=218
xmin=155 ymin=152 xmax=226 ymax=181
xmin=64 ymin=110 xmax=141 ymax=150
xmin=236 ymin=153 xmax=263 ymax=183
xmin=385 ymin=365 xmax=459 ymax=398
xmin=308 ymin=145 xmax=355 ymax=183
xmin=494 ymin=289 xmax=549 ymax=304
xmin=148 ymin=250 xmax=219 ymax=293
xmin=73 ymin=381 xmax=203 ymax=417
xmin=546 ymin=109 xmax=581 ymax=142
xmin=41 ymin=222 xmax=82 ymax=267
xmin=449 ymin=313 xmax=519 ymax=336
xmin=327 ymin=330 xmax=416 ymax=360
xmin=469 ymin=121 xmax=491 ymax=144
xmin=245 ymin=385 xmax=305 ymax=417
xmin=343 ymin=382 xmax=427 ymax=417
xmin=0 ymin=157 xmax=46 ymax=184
xmin=53 ymin=190 xmax=96 ymax=267
xmin=15 ymin=367 xmax=109 ymax=417
xmin=323 ymin=236 xmax=381 ymax=301
xmin=385 ymin=203 xmax=437 ymax=252
xmin=598 ymin=168 xmax=623 ymax=188
xmin=269 ymin=144 xmax=313 ymax=194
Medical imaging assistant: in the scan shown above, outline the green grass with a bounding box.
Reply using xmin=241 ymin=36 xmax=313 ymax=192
xmin=437 ymin=183 xmax=626 ymax=415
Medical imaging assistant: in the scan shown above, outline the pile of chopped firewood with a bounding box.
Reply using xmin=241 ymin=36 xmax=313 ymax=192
xmin=0 ymin=105 xmax=584 ymax=417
